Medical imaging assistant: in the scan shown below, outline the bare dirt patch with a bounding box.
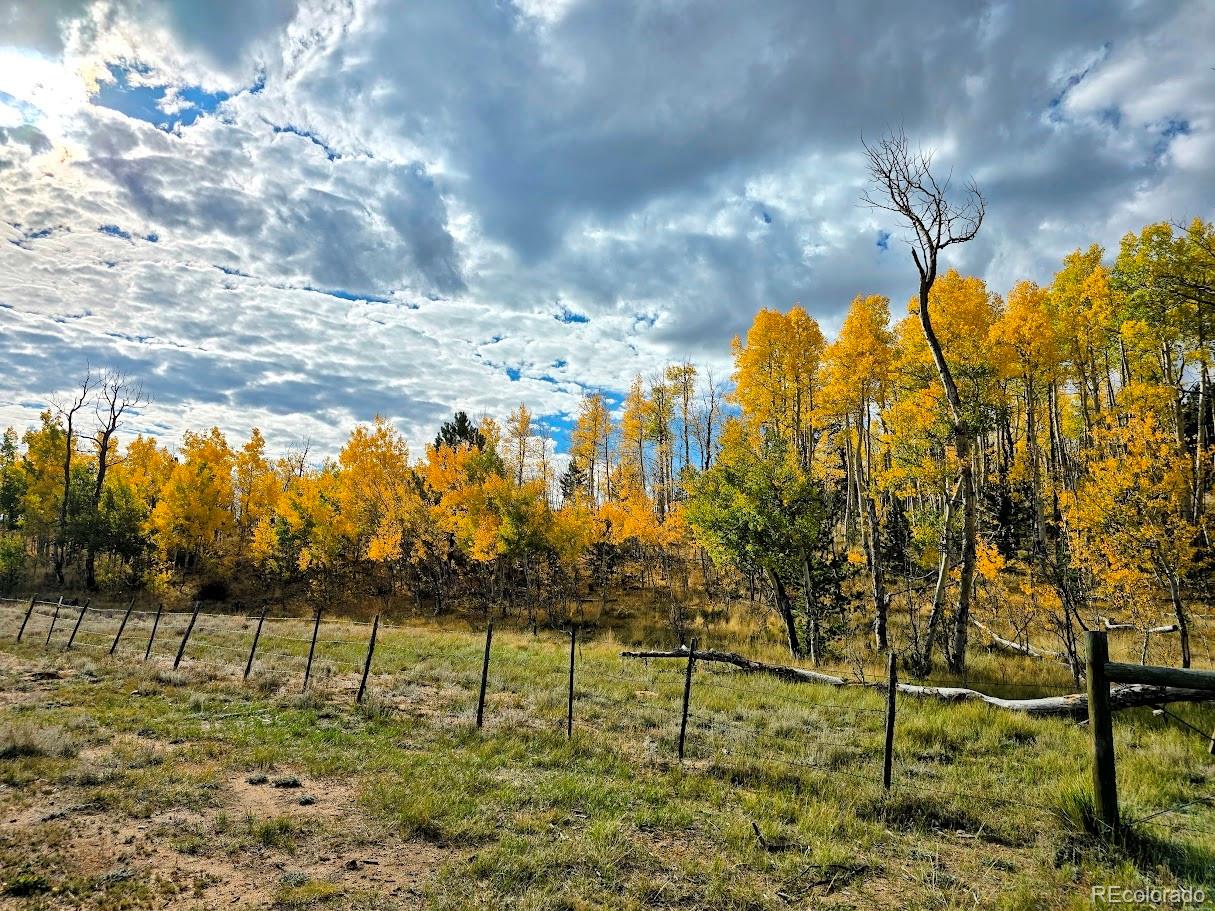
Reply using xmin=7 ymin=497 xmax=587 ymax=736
xmin=0 ymin=649 xmax=455 ymax=910
xmin=1 ymin=765 xmax=454 ymax=909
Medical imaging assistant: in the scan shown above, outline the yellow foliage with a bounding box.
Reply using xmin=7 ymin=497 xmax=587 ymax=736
xmin=731 ymin=304 xmax=824 ymax=465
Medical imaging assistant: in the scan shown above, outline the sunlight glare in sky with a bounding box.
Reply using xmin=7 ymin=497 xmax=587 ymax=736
xmin=0 ymin=47 xmax=89 ymax=134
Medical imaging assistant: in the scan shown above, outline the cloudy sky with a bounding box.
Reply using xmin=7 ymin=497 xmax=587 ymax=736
xmin=1 ymin=0 xmax=1212 ymax=456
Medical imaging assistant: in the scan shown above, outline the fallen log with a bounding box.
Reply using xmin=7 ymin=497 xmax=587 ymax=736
xmin=623 ymin=647 xmax=845 ymax=686
xmin=1097 ymin=617 xmax=1179 ymax=635
xmin=971 ymin=619 xmax=1060 ymax=660
xmin=620 ymin=647 xmax=1215 ymax=719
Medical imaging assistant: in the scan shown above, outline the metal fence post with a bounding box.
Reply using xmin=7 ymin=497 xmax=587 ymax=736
xmin=44 ymin=596 xmax=64 ymax=645
xmin=357 ymin=614 xmax=380 ymax=704
xmin=109 ymin=598 xmax=136 ymax=656
xmin=16 ymin=594 xmax=38 ymax=642
xmin=567 ymin=626 xmax=576 ymax=738
xmin=677 ymin=637 xmax=698 ymax=761
xmin=244 ymin=607 xmax=267 ymax=680
xmin=173 ymin=602 xmax=200 ymax=670
xmin=144 ymin=603 xmax=163 ymax=661
xmin=883 ymin=651 xmax=897 ymax=791
xmin=303 ymin=607 xmax=323 ymax=691
xmin=476 ymin=623 xmax=494 ymax=728
xmin=66 ymin=601 xmax=89 ymax=650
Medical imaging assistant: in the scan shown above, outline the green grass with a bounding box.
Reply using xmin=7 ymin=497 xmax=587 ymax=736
xmin=0 ymin=606 xmax=1213 ymax=910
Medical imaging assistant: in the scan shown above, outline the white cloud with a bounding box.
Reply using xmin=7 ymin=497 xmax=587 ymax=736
xmin=0 ymin=0 xmax=1213 ymax=456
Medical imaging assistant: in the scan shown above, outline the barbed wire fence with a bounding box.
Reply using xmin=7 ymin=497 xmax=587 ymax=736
xmin=1 ymin=595 xmax=1212 ymax=844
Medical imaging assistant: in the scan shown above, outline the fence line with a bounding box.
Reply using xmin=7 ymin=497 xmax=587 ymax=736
xmin=1 ymin=598 xmax=1213 ymax=844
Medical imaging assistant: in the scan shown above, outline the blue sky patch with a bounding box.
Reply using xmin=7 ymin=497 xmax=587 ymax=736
xmin=875 ymin=229 xmax=891 ymax=251
xmin=99 ymin=224 xmax=132 ymax=240
xmin=269 ymin=122 xmax=341 ymax=160
xmin=91 ymin=64 xmax=230 ymax=131
xmin=0 ymin=90 xmax=40 ymax=123
xmin=1153 ymin=118 xmax=1191 ymax=159
xmin=306 ymin=286 xmax=391 ymax=304
xmin=555 ymin=306 xmax=589 ymax=324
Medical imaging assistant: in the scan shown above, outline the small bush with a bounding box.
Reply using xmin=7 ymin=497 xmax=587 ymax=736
xmin=0 ymin=723 xmax=77 ymax=760
xmin=0 ymin=534 xmax=28 ymax=592
xmin=249 ymin=667 xmax=284 ymax=695
xmin=154 ymin=668 xmax=190 ymax=687
xmin=356 ymin=691 xmax=394 ymax=722
xmin=3 ymin=870 xmax=50 ymax=897
xmin=249 ymin=815 xmax=301 ymax=849
xmin=275 ymin=879 xmax=341 ymax=908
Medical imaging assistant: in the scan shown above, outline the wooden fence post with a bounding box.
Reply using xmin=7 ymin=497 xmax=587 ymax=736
xmin=66 ymin=601 xmax=89 ymax=650
xmin=567 ymin=626 xmax=576 ymax=738
xmin=476 ymin=623 xmax=493 ymax=728
xmin=16 ymin=594 xmax=37 ymax=642
xmin=357 ymin=614 xmax=380 ymax=704
xmin=173 ymin=602 xmax=200 ymax=670
xmin=44 ymin=596 xmax=64 ymax=645
xmin=678 ymin=638 xmax=698 ymax=761
xmin=244 ymin=608 xmax=267 ymax=680
xmin=1086 ymin=631 xmax=1119 ymax=839
xmin=883 ymin=651 xmax=897 ymax=791
xmin=144 ymin=603 xmax=163 ymax=661
xmin=109 ymin=598 xmax=136 ymax=656
xmin=303 ymin=608 xmax=323 ymax=691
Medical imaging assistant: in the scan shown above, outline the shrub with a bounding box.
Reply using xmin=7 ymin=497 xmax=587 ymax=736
xmin=0 ymin=534 xmax=27 ymax=592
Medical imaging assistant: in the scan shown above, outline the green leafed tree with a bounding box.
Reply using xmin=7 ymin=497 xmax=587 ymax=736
xmin=685 ymin=419 xmax=839 ymax=662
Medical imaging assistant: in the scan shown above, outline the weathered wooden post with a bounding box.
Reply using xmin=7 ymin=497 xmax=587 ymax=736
xmin=144 ymin=603 xmax=163 ymax=661
xmin=883 ymin=651 xmax=897 ymax=791
xmin=16 ymin=593 xmax=38 ymax=642
xmin=357 ymin=614 xmax=380 ymax=704
xmin=566 ymin=626 xmax=576 ymax=738
xmin=44 ymin=596 xmax=64 ymax=645
xmin=677 ymin=638 xmax=698 ymax=761
xmin=476 ymin=623 xmax=494 ymax=728
xmin=173 ymin=602 xmax=200 ymax=670
xmin=302 ymin=608 xmax=323 ymax=691
xmin=66 ymin=600 xmax=90 ymax=650
xmin=1086 ymin=631 xmax=1119 ymax=839
xmin=244 ymin=607 xmax=267 ymax=680
xmin=109 ymin=598 xmax=136 ymax=656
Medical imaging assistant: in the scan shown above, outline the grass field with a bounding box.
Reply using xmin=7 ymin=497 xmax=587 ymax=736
xmin=0 ymin=601 xmax=1213 ymax=910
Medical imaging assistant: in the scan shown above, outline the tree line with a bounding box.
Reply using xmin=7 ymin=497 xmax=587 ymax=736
xmin=1 ymin=155 xmax=1210 ymax=677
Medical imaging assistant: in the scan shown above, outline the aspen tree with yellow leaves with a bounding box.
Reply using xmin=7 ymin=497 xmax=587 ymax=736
xmin=822 ymin=294 xmax=894 ymax=650
xmin=3 ymin=212 xmax=1210 ymax=676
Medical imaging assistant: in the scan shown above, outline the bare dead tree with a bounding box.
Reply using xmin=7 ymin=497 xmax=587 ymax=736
xmin=692 ymin=367 xmax=724 ymax=472
xmin=51 ymin=370 xmax=97 ymax=586
xmin=862 ymin=129 xmax=985 ymax=674
xmin=85 ymin=372 xmax=148 ymax=590
xmin=280 ymin=440 xmax=312 ymax=482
